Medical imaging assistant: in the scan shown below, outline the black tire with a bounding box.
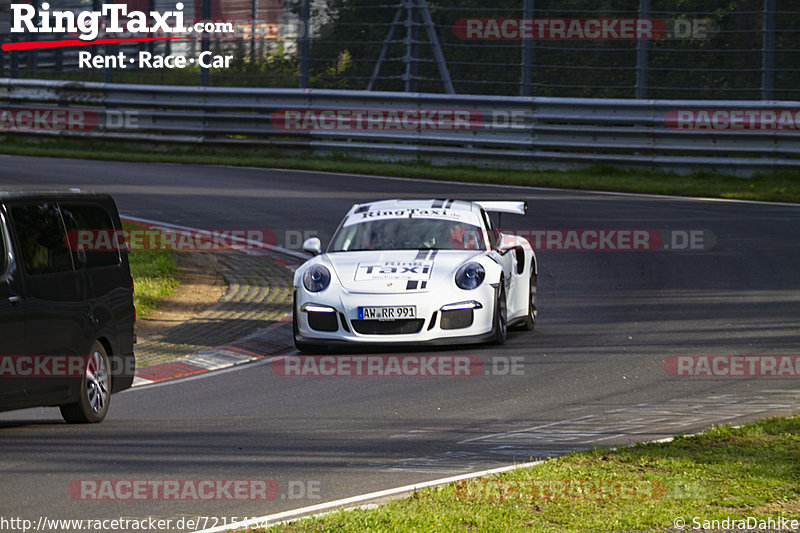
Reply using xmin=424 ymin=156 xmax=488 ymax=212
xmin=521 ymin=266 xmax=537 ymax=331
xmin=492 ymin=280 xmax=508 ymax=345
xmin=293 ymin=303 xmax=323 ymax=354
xmin=293 ymin=309 xmax=309 ymax=352
xmin=60 ymin=341 xmax=111 ymax=424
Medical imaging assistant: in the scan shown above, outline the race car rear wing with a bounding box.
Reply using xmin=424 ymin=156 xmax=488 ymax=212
xmin=475 ymin=201 xmax=527 ymax=216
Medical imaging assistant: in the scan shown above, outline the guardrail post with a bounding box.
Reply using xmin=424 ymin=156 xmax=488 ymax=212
xmin=521 ymin=0 xmax=534 ymax=96
xmin=200 ymin=0 xmax=211 ymax=86
xmin=250 ymin=0 xmax=258 ymax=61
xmin=368 ymin=7 xmax=401 ymax=91
xmin=9 ymin=34 xmax=18 ymax=78
xmin=417 ymin=0 xmax=454 ymax=94
xmin=635 ymin=0 xmax=650 ymax=99
xmin=147 ymin=0 xmax=156 ymax=55
xmin=28 ymin=32 xmax=37 ymax=77
xmin=105 ymin=43 xmax=117 ymax=83
xmin=404 ymin=0 xmax=418 ymax=92
xmin=761 ymin=0 xmax=775 ymax=100
xmin=299 ymin=0 xmax=310 ymax=89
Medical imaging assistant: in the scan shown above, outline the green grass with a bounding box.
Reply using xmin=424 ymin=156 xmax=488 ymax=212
xmin=124 ymin=221 xmax=179 ymax=318
xmin=1 ymin=135 xmax=799 ymax=203
xmin=253 ymin=416 xmax=800 ymax=532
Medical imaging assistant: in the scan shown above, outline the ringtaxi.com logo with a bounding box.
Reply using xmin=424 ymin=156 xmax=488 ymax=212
xmin=9 ymin=2 xmax=230 ymax=42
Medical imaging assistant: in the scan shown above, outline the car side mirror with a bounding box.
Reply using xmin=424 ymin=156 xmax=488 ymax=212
xmin=302 ymin=237 xmax=322 ymax=255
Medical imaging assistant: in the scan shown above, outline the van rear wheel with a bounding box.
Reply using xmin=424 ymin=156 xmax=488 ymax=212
xmin=60 ymin=341 xmax=111 ymax=424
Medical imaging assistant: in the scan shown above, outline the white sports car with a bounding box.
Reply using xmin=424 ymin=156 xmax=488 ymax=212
xmin=292 ymin=199 xmax=537 ymax=351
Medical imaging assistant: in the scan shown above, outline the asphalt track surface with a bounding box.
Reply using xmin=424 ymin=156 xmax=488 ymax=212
xmin=1 ymin=155 xmax=799 ymax=530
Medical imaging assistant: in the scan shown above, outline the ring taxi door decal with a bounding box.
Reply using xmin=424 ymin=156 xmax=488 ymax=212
xmin=354 ymin=261 xmax=433 ymax=282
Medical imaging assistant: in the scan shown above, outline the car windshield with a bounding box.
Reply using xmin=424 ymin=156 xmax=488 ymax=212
xmin=330 ymin=218 xmax=486 ymax=251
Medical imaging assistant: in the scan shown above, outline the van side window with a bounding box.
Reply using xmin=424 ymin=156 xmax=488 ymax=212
xmin=0 ymin=219 xmax=7 ymax=274
xmin=60 ymin=205 xmax=121 ymax=268
xmin=11 ymin=203 xmax=74 ymax=275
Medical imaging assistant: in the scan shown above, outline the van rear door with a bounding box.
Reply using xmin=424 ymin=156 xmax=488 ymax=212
xmin=60 ymin=199 xmax=135 ymax=391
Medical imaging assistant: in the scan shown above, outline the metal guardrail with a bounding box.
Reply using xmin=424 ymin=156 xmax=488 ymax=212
xmin=1 ymin=78 xmax=799 ymax=174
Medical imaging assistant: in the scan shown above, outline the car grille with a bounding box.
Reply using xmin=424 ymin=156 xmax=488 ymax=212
xmin=440 ymin=309 xmax=474 ymax=330
xmin=351 ymin=319 xmax=425 ymax=335
xmin=307 ymin=311 xmax=338 ymax=332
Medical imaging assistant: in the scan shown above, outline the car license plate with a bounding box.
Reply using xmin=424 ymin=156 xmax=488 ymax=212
xmin=358 ymin=306 xmax=416 ymax=320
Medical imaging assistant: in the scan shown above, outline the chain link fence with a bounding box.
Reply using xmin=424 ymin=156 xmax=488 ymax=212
xmin=0 ymin=0 xmax=798 ymax=99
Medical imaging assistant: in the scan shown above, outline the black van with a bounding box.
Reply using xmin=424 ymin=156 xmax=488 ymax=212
xmin=0 ymin=191 xmax=135 ymax=423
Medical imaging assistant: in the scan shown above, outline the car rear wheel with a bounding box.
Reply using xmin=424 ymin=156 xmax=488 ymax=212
xmin=492 ymin=280 xmax=508 ymax=345
xmin=60 ymin=341 xmax=110 ymax=424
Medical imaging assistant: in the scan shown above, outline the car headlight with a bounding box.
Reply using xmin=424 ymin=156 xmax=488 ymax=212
xmin=455 ymin=262 xmax=485 ymax=290
xmin=303 ymin=264 xmax=331 ymax=292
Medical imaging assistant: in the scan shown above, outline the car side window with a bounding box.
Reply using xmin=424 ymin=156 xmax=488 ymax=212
xmin=60 ymin=204 xmax=121 ymax=269
xmin=481 ymin=209 xmax=499 ymax=249
xmin=10 ymin=203 xmax=74 ymax=276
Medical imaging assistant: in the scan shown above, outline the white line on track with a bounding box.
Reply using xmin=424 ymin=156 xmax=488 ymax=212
xmin=214 ymin=164 xmax=800 ymax=208
xmin=192 ymin=460 xmax=544 ymax=533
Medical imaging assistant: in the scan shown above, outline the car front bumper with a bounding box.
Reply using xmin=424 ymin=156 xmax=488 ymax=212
xmin=294 ymin=284 xmax=499 ymax=346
